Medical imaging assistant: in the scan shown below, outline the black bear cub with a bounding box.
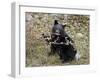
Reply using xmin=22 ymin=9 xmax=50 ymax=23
xmin=42 ymin=20 xmax=80 ymax=62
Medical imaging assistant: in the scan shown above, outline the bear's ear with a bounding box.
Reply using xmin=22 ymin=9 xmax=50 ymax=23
xmin=54 ymin=20 xmax=58 ymax=25
xmin=62 ymin=24 xmax=66 ymax=29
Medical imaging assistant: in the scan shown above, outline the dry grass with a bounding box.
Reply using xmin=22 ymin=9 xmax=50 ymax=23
xmin=25 ymin=12 xmax=90 ymax=67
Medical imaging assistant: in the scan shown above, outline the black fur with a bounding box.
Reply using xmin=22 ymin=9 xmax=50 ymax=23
xmin=42 ymin=20 xmax=77 ymax=62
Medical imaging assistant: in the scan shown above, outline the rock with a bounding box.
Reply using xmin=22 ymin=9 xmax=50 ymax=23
xmin=26 ymin=14 xmax=33 ymax=22
xmin=75 ymin=51 xmax=81 ymax=61
xmin=76 ymin=33 xmax=84 ymax=38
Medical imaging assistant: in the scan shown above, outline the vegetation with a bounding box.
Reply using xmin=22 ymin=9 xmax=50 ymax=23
xmin=25 ymin=12 xmax=90 ymax=67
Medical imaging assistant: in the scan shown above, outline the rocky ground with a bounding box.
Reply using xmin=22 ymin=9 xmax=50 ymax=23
xmin=25 ymin=12 xmax=90 ymax=67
